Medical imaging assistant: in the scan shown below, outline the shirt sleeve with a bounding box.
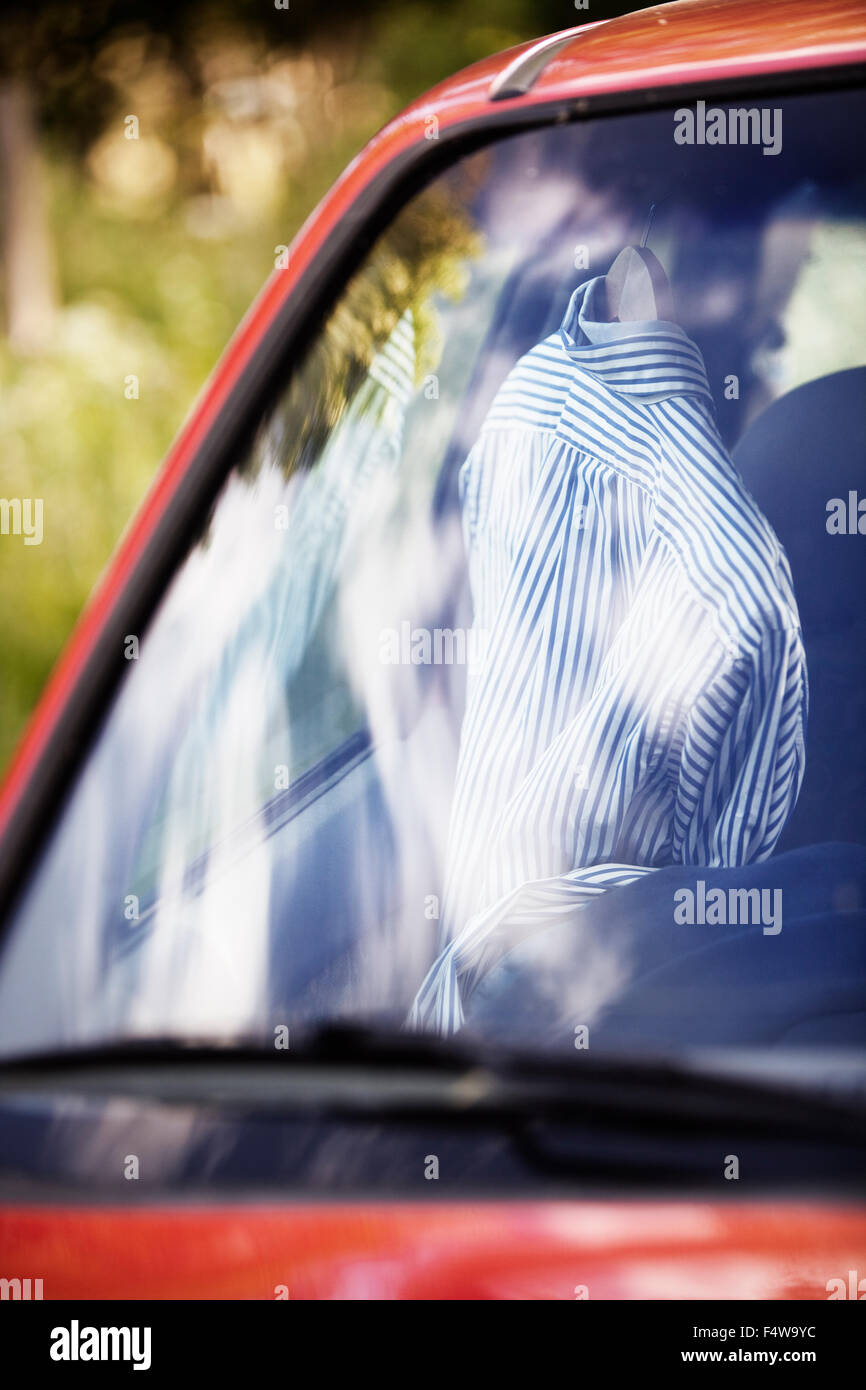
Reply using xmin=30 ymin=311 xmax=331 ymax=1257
xmin=671 ymin=625 xmax=807 ymax=865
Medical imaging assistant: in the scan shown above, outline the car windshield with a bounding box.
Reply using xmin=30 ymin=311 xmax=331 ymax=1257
xmin=0 ymin=86 xmax=864 ymax=1080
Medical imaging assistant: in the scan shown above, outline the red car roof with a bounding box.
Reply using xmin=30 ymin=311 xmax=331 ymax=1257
xmin=1 ymin=0 xmax=864 ymax=879
xmin=400 ymin=0 xmax=865 ymax=116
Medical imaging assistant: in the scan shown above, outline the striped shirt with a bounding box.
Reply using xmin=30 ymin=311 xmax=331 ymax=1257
xmin=408 ymin=275 xmax=807 ymax=1035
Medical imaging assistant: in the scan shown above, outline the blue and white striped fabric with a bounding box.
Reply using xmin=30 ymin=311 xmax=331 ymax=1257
xmin=408 ymin=275 xmax=808 ymax=1035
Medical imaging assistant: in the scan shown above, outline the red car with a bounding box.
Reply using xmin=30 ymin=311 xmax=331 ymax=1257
xmin=1 ymin=0 xmax=865 ymax=1302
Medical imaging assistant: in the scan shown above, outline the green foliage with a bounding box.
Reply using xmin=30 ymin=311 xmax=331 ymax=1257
xmin=0 ymin=0 xmax=639 ymax=769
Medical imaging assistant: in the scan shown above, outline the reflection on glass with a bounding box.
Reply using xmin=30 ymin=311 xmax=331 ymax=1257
xmin=0 ymin=90 xmax=864 ymax=1075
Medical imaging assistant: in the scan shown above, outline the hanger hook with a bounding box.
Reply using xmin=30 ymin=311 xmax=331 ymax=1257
xmin=640 ymin=202 xmax=656 ymax=249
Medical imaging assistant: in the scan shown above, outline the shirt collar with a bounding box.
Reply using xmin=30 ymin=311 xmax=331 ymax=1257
xmin=560 ymin=276 xmax=714 ymax=406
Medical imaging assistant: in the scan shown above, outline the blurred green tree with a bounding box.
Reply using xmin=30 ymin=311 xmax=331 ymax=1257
xmin=0 ymin=0 xmax=649 ymax=770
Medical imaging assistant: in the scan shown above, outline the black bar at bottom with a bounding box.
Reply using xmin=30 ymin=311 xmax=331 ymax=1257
xmin=2 ymin=1299 xmax=861 ymax=1374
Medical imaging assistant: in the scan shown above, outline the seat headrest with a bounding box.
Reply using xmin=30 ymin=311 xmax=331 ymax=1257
xmin=732 ymin=367 xmax=866 ymax=850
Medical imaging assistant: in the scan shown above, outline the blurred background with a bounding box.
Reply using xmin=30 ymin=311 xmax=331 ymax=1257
xmin=0 ymin=0 xmax=652 ymax=774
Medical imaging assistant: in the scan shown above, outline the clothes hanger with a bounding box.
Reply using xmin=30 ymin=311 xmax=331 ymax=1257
xmin=603 ymin=204 xmax=675 ymax=323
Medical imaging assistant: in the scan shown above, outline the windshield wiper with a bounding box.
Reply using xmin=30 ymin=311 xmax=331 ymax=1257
xmin=0 ymin=1023 xmax=863 ymax=1138
xmin=1 ymin=1025 xmax=864 ymax=1191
